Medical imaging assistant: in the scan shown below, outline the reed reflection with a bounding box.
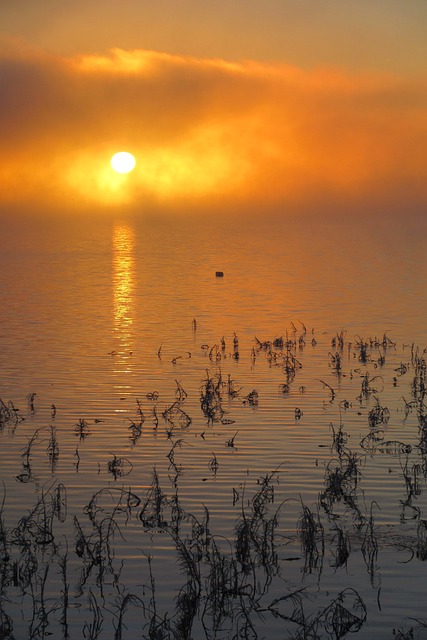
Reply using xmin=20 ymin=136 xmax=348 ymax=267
xmin=113 ymin=222 xmax=135 ymax=369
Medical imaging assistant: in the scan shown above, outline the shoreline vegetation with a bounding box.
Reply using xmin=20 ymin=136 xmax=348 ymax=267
xmin=1 ymin=323 xmax=427 ymax=639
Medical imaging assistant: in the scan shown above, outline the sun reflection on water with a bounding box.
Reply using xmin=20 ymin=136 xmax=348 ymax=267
xmin=113 ymin=222 xmax=135 ymax=372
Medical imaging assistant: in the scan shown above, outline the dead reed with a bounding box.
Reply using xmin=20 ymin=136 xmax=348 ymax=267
xmin=1 ymin=324 xmax=427 ymax=638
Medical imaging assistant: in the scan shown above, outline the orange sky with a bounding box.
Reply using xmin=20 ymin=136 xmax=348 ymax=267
xmin=1 ymin=3 xmax=427 ymax=217
xmin=3 ymin=1 xmax=427 ymax=75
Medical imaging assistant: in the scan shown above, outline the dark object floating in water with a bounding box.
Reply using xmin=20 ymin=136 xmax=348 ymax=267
xmin=216 ymin=271 xmax=224 ymax=277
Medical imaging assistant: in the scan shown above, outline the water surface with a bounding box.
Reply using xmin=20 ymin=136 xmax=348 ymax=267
xmin=0 ymin=211 xmax=426 ymax=639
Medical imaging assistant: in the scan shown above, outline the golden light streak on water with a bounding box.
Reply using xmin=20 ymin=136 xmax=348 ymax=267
xmin=112 ymin=222 xmax=135 ymax=372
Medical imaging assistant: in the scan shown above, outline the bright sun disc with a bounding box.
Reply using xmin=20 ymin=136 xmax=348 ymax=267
xmin=111 ymin=152 xmax=136 ymax=174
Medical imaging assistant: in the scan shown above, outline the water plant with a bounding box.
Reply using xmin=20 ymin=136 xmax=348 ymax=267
xmin=1 ymin=326 xmax=427 ymax=638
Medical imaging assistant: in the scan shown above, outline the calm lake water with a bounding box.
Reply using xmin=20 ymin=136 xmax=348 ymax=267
xmin=0 ymin=210 xmax=427 ymax=639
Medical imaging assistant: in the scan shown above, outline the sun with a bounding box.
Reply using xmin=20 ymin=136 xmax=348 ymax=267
xmin=111 ymin=152 xmax=136 ymax=174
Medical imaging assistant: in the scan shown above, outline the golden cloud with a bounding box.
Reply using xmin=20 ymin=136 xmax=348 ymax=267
xmin=1 ymin=44 xmax=427 ymax=214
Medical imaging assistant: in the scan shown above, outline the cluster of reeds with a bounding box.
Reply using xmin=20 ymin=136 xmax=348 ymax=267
xmin=3 ymin=324 xmax=427 ymax=638
xmin=0 ymin=457 xmax=374 ymax=640
xmin=255 ymin=325 xmax=305 ymax=386
xmin=198 ymin=367 xmax=255 ymax=428
xmin=0 ymin=397 xmax=23 ymax=434
xmin=200 ymin=369 xmax=225 ymax=425
xmin=320 ymin=450 xmax=365 ymax=525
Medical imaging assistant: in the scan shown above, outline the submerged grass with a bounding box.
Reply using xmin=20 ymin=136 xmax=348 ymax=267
xmin=1 ymin=324 xmax=427 ymax=638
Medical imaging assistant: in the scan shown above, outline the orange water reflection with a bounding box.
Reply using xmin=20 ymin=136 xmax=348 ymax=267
xmin=113 ymin=222 xmax=135 ymax=370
